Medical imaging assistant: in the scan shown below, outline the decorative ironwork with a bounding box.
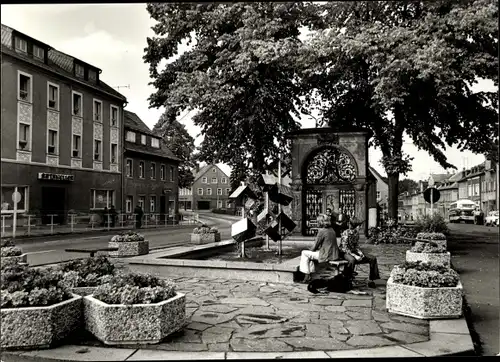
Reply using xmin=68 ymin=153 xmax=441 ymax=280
xmin=304 ymin=189 xmax=323 ymax=236
xmin=306 ymin=147 xmax=357 ymax=184
xmin=340 ymin=189 xmax=356 ymax=220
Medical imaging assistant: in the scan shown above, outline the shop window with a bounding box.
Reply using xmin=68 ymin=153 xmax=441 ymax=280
xmin=1 ymin=186 xmax=28 ymax=213
xmin=90 ymin=189 xmax=114 ymax=209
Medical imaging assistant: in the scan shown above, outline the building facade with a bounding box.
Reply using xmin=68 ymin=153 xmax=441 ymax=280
xmin=1 ymin=24 xmax=126 ymax=224
xmin=123 ymin=111 xmax=180 ymax=221
xmin=480 ymin=159 xmax=497 ymax=213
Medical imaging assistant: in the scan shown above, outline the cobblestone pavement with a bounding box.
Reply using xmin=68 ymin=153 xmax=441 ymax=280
xmin=84 ymin=243 xmax=431 ymax=353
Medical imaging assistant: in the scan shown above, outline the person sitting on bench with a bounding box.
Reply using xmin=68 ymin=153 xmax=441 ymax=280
xmin=299 ymin=214 xmax=339 ymax=283
xmin=340 ymin=218 xmax=380 ymax=288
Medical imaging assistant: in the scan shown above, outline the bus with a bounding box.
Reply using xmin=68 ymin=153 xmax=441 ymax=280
xmin=448 ymin=199 xmax=478 ymax=223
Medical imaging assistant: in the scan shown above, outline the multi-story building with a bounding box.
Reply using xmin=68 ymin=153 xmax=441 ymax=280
xmin=480 ymin=159 xmax=498 ymax=213
xmin=0 ymin=24 xmax=127 ymax=224
xmin=180 ymin=164 xmax=231 ymax=211
xmin=457 ymin=163 xmax=484 ymax=206
xmin=368 ymin=166 xmax=388 ymax=206
xmin=123 ymin=111 xmax=180 ymax=221
xmin=436 ymin=180 xmax=458 ymax=219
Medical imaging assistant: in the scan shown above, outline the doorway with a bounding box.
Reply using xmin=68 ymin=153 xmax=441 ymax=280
xmin=41 ymin=187 xmax=66 ymax=225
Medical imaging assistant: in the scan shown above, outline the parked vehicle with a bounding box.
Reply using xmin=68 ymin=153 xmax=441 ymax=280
xmin=484 ymin=211 xmax=499 ymax=226
xmin=448 ymin=200 xmax=478 ymax=223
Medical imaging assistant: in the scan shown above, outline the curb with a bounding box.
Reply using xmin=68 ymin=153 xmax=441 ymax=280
xmin=1 ymin=318 xmax=475 ymax=360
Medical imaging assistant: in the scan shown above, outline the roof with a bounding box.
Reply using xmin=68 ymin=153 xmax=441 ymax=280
xmin=124 ymin=110 xmax=155 ymax=135
xmin=1 ymin=24 xmax=126 ymax=102
xmin=193 ymin=164 xmax=229 ymax=182
xmin=437 ymin=182 xmax=459 ymax=190
xmin=368 ymin=166 xmax=388 ymax=185
xmin=430 ymin=174 xmax=450 ymax=183
xmin=448 ymin=171 xmax=466 ymax=182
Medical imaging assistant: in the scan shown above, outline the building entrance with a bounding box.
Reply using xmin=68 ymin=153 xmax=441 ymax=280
xmin=41 ymin=187 xmax=65 ymax=225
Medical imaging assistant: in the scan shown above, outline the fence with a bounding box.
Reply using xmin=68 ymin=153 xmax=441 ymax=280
xmin=0 ymin=210 xmax=200 ymax=238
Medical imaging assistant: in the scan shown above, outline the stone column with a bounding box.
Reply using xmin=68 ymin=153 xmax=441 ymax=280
xmin=354 ymin=182 xmax=367 ymax=235
xmin=291 ymin=178 xmax=302 ymax=234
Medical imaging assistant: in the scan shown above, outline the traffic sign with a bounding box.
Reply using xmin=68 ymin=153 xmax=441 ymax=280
xmin=12 ymin=191 xmax=21 ymax=204
xmin=424 ymin=187 xmax=440 ymax=204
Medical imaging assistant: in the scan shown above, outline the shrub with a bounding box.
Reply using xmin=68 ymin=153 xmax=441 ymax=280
xmin=414 ymin=213 xmax=450 ymax=235
xmin=368 ymin=225 xmax=418 ymax=244
xmin=93 ymin=273 xmax=176 ymax=305
xmin=110 ymin=231 xmax=145 ymax=242
xmin=0 ymin=264 xmax=71 ymax=308
xmin=390 ymin=261 xmax=459 ymax=288
xmin=410 ymin=241 xmax=445 ymax=253
xmin=192 ymin=224 xmax=218 ymax=234
xmin=0 ymin=246 xmax=23 ymax=257
xmin=416 ymin=232 xmax=446 ymax=240
xmin=58 ymin=256 xmax=115 ymax=288
xmin=0 ymin=239 xmax=15 ymax=248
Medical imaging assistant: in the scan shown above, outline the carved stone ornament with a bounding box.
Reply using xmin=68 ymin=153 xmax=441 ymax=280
xmin=19 ymin=103 xmax=32 ymax=124
xmin=93 ymin=123 xmax=103 ymax=140
xmin=72 ymin=118 xmax=82 ymax=135
xmin=47 ymin=111 xmax=59 ymax=130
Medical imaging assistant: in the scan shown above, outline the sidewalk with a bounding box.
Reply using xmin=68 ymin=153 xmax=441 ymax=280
xmin=1 ymin=244 xmax=475 ymax=360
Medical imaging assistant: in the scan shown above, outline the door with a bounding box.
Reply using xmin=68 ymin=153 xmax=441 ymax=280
xmin=303 ymin=189 xmax=323 ymax=236
xmin=41 ymin=187 xmax=65 ymax=225
xmin=339 ymin=189 xmax=356 ymax=220
xmin=160 ymin=195 xmax=166 ymax=221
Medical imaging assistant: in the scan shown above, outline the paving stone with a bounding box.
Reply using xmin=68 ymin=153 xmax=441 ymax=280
xmin=280 ymin=337 xmax=350 ymax=351
xmin=219 ymin=297 xmax=269 ymax=306
xmin=207 ymin=343 xmax=231 ymax=352
xmin=326 ymin=346 xmax=423 ymax=358
xmin=306 ymin=323 xmax=329 ymax=337
xmin=167 ymin=328 xmax=202 ymax=343
xmin=373 ymin=297 xmax=387 ymax=311
xmin=264 ymin=325 xmax=305 ymax=338
xmin=201 ymin=330 xmax=233 ymax=344
xmin=372 ymin=310 xmax=392 ymax=322
xmin=156 ymin=343 xmax=208 ymax=351
xmin=191 ymin=310 xmax=238 ymax=325
xmin=226 ymin=351 xmax=331 ymax=359
xmin=346 ymin=335 xmax=397 ymax=348
xmin=260 ymin=286 xmax=279 ymax=294
xmin=329 ymin=333 xmax=350 ymax=342
xmin=236 ymin=306 xmax=278 ymax=315
xmin=287 ymin=296 xmax=309 ymax=303
xmin=319 ymin=312 xmax=352 ymax=321
xmin=199 ymin=304 xmax=239 ymax=314
xmin=342 ymin=299 xmax=372 ymax=307
xmin=271 ymin=301 xmax=324 ymax=312
xmin=430 ymin=319 xmax=468 ymax=334
xmin=381 ymin=322 xmax=429 ymax=335
xmin=345 ymin=320 xmax=382 ymax=335
xmin=236 ymin=314 xmax=288 ymax=325
xmin=324 ymin=305 xmax=347 ymax=313
xmin=403 ymin=332 xmax=474 ymax=357
xmin=216 ymin=321 xmax=242 ymax=330
xmin=233 ymin=324 xmax=282 ymax=339
xmin=119 ymin=349 xmax=226 ymax=360
xmin=329 ymin=321 xmax=349 ymax=335
xmin=384 ymin=331 xmax=429 ymax=344
xmin=186 ymin=321 xmax=212 ymax=332
xmin=346 ymin=309 xmax=372 ymax=320
xmin=390 ymin=314 xmax=429 ymax=326
xmin=230 ymin=338 xmax=293 ymax=352
xmin=309 ymin=298 xmax=343 ymax=306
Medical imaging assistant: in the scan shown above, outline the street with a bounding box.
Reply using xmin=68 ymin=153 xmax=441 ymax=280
xmin=17 ymin=213 xmax=234 ymax=266
xmin=447 ymin=222 xmax=499 ymax=356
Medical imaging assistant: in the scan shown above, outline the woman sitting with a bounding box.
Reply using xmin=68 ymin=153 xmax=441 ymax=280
xmin=299 ymin=214 xmax=340 ymax=283
xmin=340 ymin=218 xmax=380 ymax=288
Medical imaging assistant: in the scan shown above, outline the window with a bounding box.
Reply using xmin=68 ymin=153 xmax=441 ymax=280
xmin=138 ymin=196 xmax=145 ymax=210
xmin=126 ymin=159 xmax=133 ymax=177
xmin=48 ymin=83 xmax=59 ymax=110
xmin=75 ymin=64 xmax=84 ymax=78
xmin=111 ymin=144 xmax=117 ymax=164
xmin=474 ymin=184 xmax=480 ymax=196
xmin=212 ymin=168 xmax=216 ymax=173
xmin=151 ymin=138 xmax=160 ymax=148
xmin=217 ymin=200 xmax=223 ymax=208
xmin=1 ymin=186 xmax=28 ymax=213
xmin=212 ymin=178 xmax=217 ymax=184
xmin=207 ymin=188 xmax=212 ymax=195
xmin=376 ymin=191 xmax=381 ymax=200
xmin=126 ymin=131 xmax=135 ymax=142
xmin=150 ymin=196 xmax=157 ymax=213
xmin=217 ymin=188 xmax=222 ymax=195
xmin=170 ymin=166 xmax=174 ymax=181
xmin=94 ymin=140 xmax=102 ymax=161
xmin=90 ymin=189 xmax=114 ymax=209
xmin=197 ymin=188 xmax=203 ymax=195
xmin=221 ymin=177 xmax=227 ymax=184
xmin=141 ymin=134 xmax=146 ymax=145
xmin=160 ymin=165 xmax=165 ymax=180
xmin=150 ymin=163 xmax=156 ymax=179
xmin=19 ymin=73 xmax=31 ymax=102
xmin=15 ymin=37 xmax=27 ymax=53
xmin=72 ymin=135 xmax=81 ymax=158
xmin=126 ymin=196 xmax=133 ymax=213
xmin=110 ymin=106 xmax=118 ymax=127
xmin=225 ymin=188 xmax=231 ymax=195
xmin=48 ymin=130 xmax=58 ymax=154
xmin=202 ymin=177 xmax=208 ymax=184
xmin=72 ymin=92 xmax=82 ymax=116
xmin=93 ymin=100 xmax=102 ymax=122
xmin=139 ymin=161 xmax=145 ymax=178
xmin=467 ymin=185 xmax=472 ymax=197
xmin=33 ymin=45 xmax=44 ymax=60
xmin=88 ymin=69 xmax=97 ymax=82
xmin=226 ymin=200 xmax=231 ymax=208
xmin=18 ymin=123 xmax=30 ymax=150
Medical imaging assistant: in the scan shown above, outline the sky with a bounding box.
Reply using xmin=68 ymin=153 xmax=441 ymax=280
xmin=1 ymin=4 xmax=495 ymax=181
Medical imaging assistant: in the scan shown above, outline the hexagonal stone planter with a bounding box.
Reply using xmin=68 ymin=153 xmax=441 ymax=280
xmin=190 ymin=232 xmax=221 ymax=244
xmin=406 ymin=251 xmax=451 ymax=267
xmin=386 ymin=276 xmax=463 ymax=319
xmin=83 ymin=293 xmax=186 ymax=345
xmin=1 ymin=253 xmax=28 ymax=265
xmin=108 ymin=240 xmax=149 ymax=257
xmin=1 ymin=294 xmax=82 ymax=350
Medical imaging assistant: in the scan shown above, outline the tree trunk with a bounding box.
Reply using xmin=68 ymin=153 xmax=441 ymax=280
xmin=387 ymin=173 xmax=400 ymax=223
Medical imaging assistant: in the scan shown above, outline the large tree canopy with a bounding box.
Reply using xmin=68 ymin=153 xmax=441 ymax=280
xmin=144 ymin=2 xmax=316 ymax=184
xmin=302 ymin=0 xmax=498 ymax=219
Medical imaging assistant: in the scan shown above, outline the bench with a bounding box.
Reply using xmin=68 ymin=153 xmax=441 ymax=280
xmin=65 ymin=247 xmax=118 ymax=257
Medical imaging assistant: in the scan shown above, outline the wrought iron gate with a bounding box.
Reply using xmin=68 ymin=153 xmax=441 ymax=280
xmin=339 ymin=189 xmax=356 ymax=220
xmin=304 ymin=189 xmax=323 ymax=236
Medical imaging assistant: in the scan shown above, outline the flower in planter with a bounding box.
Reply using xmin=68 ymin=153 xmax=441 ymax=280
xmin=1 ymin=238 xmax=15 ymax=248
xmin=410 ymin=241 xmax=444 ymax=254
xmin=416 ymin=232 xmax=446 ymax=240
xmin=1 ymin=246 xmax=23 ymax=257
xmin=391 ymin=261 xmax=459 ymax=288
xmin=58 ymin=256 xmax=115 ymax=288
xmin=192 ymin=224 xmax=212 ymax=234
xmin=111 ymin=231 xmax=145 ymax=242
xmin=209 ymin=227 xmax=219 ymax=233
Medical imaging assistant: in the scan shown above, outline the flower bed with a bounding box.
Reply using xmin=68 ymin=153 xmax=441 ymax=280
xmin=59 ymin=256 xmax=116 ymax=296
xmin=108 ymin=231 xmax=149 ymax=257
xmin=191 ymin=225 xmax=221 ymax=244
xmin=406 ymin=241 xmax=450 ymax=267
xmin=416 ymin=232 xmax=447 ymax=252
xmin=84 ymin=273 xmax=186 ymax=345
xmin=386 ymin=262 xmax=463 ymax=319
xmin=1 ymin=239 xmax=27 ymax=267
xmin=1 ymin=264 xmax=82 ymax=349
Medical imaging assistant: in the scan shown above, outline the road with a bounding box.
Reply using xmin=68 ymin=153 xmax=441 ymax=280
xmin=18 ymin=213 xmax=235 ymax=266
xmin=447 ymin=222 xmax=499 ymax=356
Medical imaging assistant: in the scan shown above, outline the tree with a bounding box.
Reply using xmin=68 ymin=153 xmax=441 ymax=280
xmin=153 ymin=114 xmax=196 ymax=188
xmin=398 ymin=178 xmax=419 ymax=195
xmin=144 ymin=3 xmax=314 ymax=184
xmin=302 ymin=0 xmax=498 ymax=221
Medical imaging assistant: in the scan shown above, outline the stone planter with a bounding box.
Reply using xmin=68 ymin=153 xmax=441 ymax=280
xmin=415 ymin=238 xmax=447 ymax=252
xmin=84 ymin=293 xmax=186 ymax=345
xmin=406 ymin=251 xmax=451 ymax=267
xmin=190 ymin=232 xmax=221 ymax=244
xmin=1 ymin=294 xmax=82 ymax=350
xmin=1 ymin=253 xmax=28 ymax=265
xmin=108 ymin=240 xmax=149 ymax=257
xmin=71 ymin=286 xmax=98 ymax=296
xmin=386 ymin=276 xmax=463 ymax=319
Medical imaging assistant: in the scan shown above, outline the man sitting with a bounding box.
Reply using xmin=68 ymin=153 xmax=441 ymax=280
xmin=339 ymin=218 xmax=380 ymax=288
